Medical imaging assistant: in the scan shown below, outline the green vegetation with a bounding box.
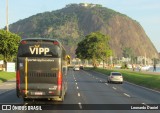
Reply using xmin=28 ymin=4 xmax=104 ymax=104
xmin=0 ymin=71 xmax=15 ymax=83
xmin=9 ymin=4 xmax=120 ymax=57
xmin=91 ymin=68 xmax=160 ymax=91
xmin=9 ymin=3 xmax=158 ymax=58
xmin=0 ymin=54 xmax=3 ymax=60
xmin=76 ymin=32 xmax=112 ymax=67
xmin=0 ymin=30 xmax=21 ymax=62
xmin=122 ymin=47 xmax=134 ymax=58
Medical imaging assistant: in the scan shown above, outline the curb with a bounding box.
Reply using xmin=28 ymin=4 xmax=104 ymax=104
xmin=124 ymin=81 xmax=160 ymax=94
xmin=0 ymin=88 xmax=15 ymax=95
xmin=0 ymin=78 xmax=16 ymax=95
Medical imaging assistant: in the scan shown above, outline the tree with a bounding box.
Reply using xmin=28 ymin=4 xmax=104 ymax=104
xmin=123 ymin=47 xmax=132 ymax=58
xmin=76 ymin=32 xmax=112 ymax=67
xmin=0 ymin=30 xmax=21 ymax=62
xmin=122 ymin=47 xmax=135 ymax=63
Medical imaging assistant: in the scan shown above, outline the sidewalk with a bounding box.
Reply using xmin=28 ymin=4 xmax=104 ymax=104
xmin=138 ymin=71 xmax=160 ymax=75
xmin=129 ymin=69 xmax=160 ymax=75
xmin=117 ymin=68 xmax=160 ymax=75
xmin=0 ymin=78 xmax=16 ymax=95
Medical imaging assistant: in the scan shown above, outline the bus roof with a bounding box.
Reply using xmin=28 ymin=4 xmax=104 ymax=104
xmin=20 ymin=38 xmax=67 ymax=52
xmin=21 ymin=38 xmax=60 ymax=43
xmin=20 ymin=38 xmax=64 ymax=48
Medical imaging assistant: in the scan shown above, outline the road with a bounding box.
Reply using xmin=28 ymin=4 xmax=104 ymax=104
xmin=0 ymin=69 xmax=159 ymax=113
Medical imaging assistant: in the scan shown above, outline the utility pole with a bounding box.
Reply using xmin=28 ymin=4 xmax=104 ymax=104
xmin=144 ymin=52 xmax=146 ymax=65
xmin=6 ymin=0 xmax=9 ymax=31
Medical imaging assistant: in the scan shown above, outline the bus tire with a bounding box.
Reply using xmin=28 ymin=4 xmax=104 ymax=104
xmin=56 ymin=94 xmax=64 ymax=102
xmin=23 ymin=98 xmax=30 ymax=104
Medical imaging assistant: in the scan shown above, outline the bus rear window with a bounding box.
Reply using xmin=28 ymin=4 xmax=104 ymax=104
xmin=18 ymin=41 xmax=61 ymax=58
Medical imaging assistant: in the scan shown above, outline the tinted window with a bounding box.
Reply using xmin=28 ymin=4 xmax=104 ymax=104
xmin=111 ymin=73 xmax=122 ymax=76
xmin=18 ymin=41 xmax=61 ymax=58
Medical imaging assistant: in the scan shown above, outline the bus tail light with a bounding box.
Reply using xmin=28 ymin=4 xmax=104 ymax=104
xmin=21 ymin=40 xmax=27 ymax=44
xmin=57 ymin=71 xmax=62 ymax=90
xmin=53 ymin=41 xmax=59 ymax=45
xmin=16 ymin=70 xmax=20 ymax=89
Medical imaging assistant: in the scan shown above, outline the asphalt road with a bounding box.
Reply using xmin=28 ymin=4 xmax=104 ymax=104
xmin=0 ymin=69 xmax=159 ymax=113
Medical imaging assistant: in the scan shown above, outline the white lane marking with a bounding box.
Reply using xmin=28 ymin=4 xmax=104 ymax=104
xmin=77 ymin=86 xmax=79 ymax=89
xmin=75 ymin=79 xmax=77 ymax=82
xmin=124 ymin=93 xmax=131 ymax=97
xmin=142 ymin=103 xmax=150 ymax=108
xmin=105 ymin=83 xmax=108 ymax=85
xmin=78 ymin=102 xmax=82 ymax=109
xmin=76 ymin=82 xmax=77 ymax=85
xmin=112 ymin=87 xmax=117 ymax=90
xmin=78 ymin=93 xmax=81 ymax=97
xmin=24 ymin=103 xmax=28 ymax=106
xmin=142 ymin=103 xmax=147 ymax=105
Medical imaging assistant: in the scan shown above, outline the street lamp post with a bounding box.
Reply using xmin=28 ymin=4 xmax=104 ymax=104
xmin=6 ymin=0 xmax=9 ymax=31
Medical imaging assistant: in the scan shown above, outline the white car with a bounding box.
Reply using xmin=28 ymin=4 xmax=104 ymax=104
xmin=107 ymin=72 xmax=123 ymax=84
xmin=73 ymin=66 xmax=80 ymax=71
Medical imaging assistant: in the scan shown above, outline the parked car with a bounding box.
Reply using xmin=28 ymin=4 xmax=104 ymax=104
xmin=107 ymin=72 xmax=123 ymax=84
xmin=73 ymin=66 xmax=80 ymax=71
xmin=80 ymin=65 xmax=84 ymax=70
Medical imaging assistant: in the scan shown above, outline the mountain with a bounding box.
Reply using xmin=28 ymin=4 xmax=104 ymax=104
xmin=9 ymin=3 xmax=158 ymax=58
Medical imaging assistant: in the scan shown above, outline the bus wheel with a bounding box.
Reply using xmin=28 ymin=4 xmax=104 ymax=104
xmin=23 ymin=98 xmax=34 ymax=104
xmin=59 ymin=93 xmax=64 ymax=102
xmin=23 ymin=98 xmax=30 ymax=104
xmin=58 ymin=90 xmax=65 ymax=102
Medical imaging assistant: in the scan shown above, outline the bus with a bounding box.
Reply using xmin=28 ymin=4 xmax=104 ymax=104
xmin=16 ymin=38 xmax=68 ymax=102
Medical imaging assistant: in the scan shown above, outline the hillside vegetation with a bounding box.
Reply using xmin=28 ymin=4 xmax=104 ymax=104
xmin=9 ymin=3 xmax=158 ymax=58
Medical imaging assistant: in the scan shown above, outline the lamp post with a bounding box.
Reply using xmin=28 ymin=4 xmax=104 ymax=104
xmin=6 ymin=0 xmax=9 ymax=31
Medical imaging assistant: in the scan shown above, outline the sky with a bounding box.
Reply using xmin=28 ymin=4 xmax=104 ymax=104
xmin=0 ymin=0 xmax=160 ymax=52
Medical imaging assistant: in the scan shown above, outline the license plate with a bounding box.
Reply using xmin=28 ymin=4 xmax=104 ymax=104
xmin=35 ymin=92 xmax=43 ymax=95
xmin=31 ymin=92 xmax=44 ymax=95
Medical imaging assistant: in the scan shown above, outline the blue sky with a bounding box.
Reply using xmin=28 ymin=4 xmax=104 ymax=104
xmin=0 ymin=0 xmax=160 ymax=52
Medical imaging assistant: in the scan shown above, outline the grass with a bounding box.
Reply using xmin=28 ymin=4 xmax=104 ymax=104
xmin=89 ymin=68 xmax=160 ymax=91
xmin=0 ymin=71 xmax=16 ymax=83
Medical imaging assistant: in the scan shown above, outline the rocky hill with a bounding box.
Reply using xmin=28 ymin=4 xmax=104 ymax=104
xmin=9 ymin=3 xmax=158 ymax=58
